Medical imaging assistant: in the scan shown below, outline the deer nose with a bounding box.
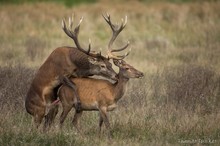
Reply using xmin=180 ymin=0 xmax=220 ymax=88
xmin=138 ymin=72 xmax=144 ymax=78
xmin=140 ymin=72 xmax=144 ymax=76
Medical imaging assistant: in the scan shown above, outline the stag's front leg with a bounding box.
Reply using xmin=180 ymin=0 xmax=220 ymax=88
xmin=61 ymin=76 xmax=81 ymax=113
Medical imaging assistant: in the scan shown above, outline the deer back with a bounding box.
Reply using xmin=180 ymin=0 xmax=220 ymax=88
xmin=59 ymin=77 xmax=115 ymax=109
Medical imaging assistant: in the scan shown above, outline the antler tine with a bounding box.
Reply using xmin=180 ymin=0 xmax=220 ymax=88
xmin=68 ymin=17 xmax=72 ymax=28
xmin=103 ymin=13 xmax=130 ymax=60
xmin=73 ymin=17 xmax=83 ymax=38
xmin=102 ymin=13 xmax=114 ymax=30
xmin=107 ymin=47 xmax=131 ymax=60
xmin=116 ymin=48 xmax=131 ymax=59
xmin=111 ymin=41 xmax=130 ymax=53
xmin=62 ymin=19 xmax=72 ymax=38
xmin=62 ymin=15 xmax=92 ymax=55
xmin=77 ymin=17 xmax=83 ymax=27
xmin=122 ymin=15 xmax=127 ymax=28
xmin=87 ymin=38 xmax=91 ymax=54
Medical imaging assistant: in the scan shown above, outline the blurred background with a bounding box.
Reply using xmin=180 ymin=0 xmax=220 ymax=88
xmin=0 ymin=0 xmax=220 ymax=145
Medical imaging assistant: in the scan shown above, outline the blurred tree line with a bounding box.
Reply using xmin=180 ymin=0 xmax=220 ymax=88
xmin=0 ymin=0 xmax=217 ymax=7
xmin=0 ymin=0 xmax=97 ymax=6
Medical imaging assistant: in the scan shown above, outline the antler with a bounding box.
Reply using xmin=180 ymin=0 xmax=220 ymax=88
xmin=102 ymin=13 xmax=130 ymax=60
xmin=62 ymin=15 xmax=101 ymax=57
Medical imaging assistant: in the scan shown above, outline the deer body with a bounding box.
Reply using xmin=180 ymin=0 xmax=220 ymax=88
xmin=25 ymin=46 xmax=117 ymax=129
xmin=25 ymin=14 xmax=131 ymax=131
xmin=25 ymin=47 xmax=78 ymax=116
xmin=59 ymin=77 xmax=127 ymax=112
xmin=58 ymin=60 xmax=144 ymax=138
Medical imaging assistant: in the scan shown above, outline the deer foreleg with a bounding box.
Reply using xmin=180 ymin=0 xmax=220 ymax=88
xmin=99 ymin=106 xmax=112 ymax=139
xmin=98 ymin=113 xmax=104 ymax=137
xmin=61 ymin=76 xmax=81 ymax=113
xmin=60 ymin=103 xmax=72 ymax=129
xmin=72 ymin=111 xmax=83 ymax=134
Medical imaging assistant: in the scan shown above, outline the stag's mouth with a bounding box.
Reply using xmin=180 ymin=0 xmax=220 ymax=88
xmin=100 ymin=73 xmax=118 ymax=81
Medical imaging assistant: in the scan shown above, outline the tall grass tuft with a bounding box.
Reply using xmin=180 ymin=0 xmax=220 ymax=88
xmin=25 ymin=36 xmax=46 ymax=61
xmin=151 ymin=64 xmax=220 ymax=113
xmin=0 ymin=65 xmax=35 ymax=112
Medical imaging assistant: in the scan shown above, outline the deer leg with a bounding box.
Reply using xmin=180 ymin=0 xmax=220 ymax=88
xmin=59 ymin=104 xmax=72 ymax=129
xmin=33 ymin=104 xmax=46 ymax=129
xmin=99 ymin=106 xmax=112 ymax=139
xmin=44 ymin=88 xmax=60 ymax=131
xmin=43 ymin=104 xmax=59 ymax=132
xmin=34 ymin=113 xmax=44 ymax=129
xmin=98 ymin=113 xmax=104 ymax=137
xmin=62 ymin=76 xmax=81 ymax=113
xmin=72 ymin=111 xmax=83 ymax=134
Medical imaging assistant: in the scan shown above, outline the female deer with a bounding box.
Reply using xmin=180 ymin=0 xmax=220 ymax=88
xmin=58 ymin=59 xmax=143 ymax=138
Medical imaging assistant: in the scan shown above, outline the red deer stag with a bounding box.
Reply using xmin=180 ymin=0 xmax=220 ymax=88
xmin=58 ymin=14 xmax=144 ymax=138
xmin=25 ymin=14 xmax=128 ymax=130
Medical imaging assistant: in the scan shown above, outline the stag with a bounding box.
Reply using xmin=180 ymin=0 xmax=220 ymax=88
xmin=25 ymin=14 xmax=128 ymax=130
xmin=57 ymin=14 xmax=144 ymax=139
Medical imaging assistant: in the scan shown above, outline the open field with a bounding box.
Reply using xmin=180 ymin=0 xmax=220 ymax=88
xmin=0 ymin=0 xmax=220 ymax=145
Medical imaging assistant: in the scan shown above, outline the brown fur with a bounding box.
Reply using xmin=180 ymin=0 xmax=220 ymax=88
xmin=58 ymin=59 xmax=144 ymax=138
xmin=25 ymin=46 xmax=117 ymax=130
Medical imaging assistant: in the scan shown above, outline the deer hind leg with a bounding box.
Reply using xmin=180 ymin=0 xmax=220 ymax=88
xmin=72 ymin=111 xmax=83 ymax=134
xmin=34 ymin=114 xmax=44 ymax=129
xmin=99 ymin=106 xmax=112 ymax=139
xmin=43 ymin=84 xmax=62 ymax=131
xmin=33 ymin=106 xmax=45 ymax=129
xmin=43 ymin=104 xmax=59 ymax=132
xmin=62 ymin=76 xmax=81 ymax=113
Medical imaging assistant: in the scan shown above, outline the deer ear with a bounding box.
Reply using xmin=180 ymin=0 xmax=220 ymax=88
xmin=113 ymin=59 xmax=122 ymax=67
xmin=120 ymin=59 xmax=126 ymax=65
xmin=88 ymin=57 xmax=98 ymax=64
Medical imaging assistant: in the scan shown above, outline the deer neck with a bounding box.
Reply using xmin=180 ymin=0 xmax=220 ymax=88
xmin=70 ymin=49 xmax=91 ymax=71
xmin=75 ymin=69 xmax=93 ymax=77
xmin=113 ymin=70 xmax=129 ymax=102
xmin=70 ymin=51 xmax=93 ymax=77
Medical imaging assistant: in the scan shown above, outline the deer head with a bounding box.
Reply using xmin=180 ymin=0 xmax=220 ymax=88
xmin=113 ymin=59 xmax=144 ymax=79
xmin=61 ymin=15 xmax=115 ymax=80
xmin=62 ymin=14 xmax=131 ymax=81
xmin=102 ymin=13 xmax=143 ymax=79
xmin=87 ymin=56 xmax=116 ymax=80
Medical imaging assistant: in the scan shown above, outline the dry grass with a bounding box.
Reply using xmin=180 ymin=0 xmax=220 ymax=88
xmin=0 ymin=1 xmax=220 ymax=145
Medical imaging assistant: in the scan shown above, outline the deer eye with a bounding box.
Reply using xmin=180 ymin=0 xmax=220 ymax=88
xmin=125 ymin=67 xmax=130 ymax=70
xmin=101 ymin=65 xmax=106 ymax=68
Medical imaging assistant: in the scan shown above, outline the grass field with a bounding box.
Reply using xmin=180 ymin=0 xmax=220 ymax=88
xmin=0 ymin=0 xmax=220 ymax=145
